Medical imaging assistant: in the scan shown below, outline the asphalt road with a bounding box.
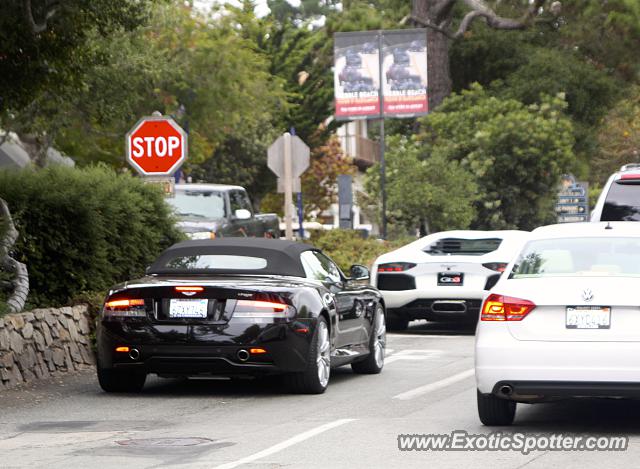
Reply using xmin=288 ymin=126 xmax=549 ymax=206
xmin=2 ymin=321 xmax=640 ymax=468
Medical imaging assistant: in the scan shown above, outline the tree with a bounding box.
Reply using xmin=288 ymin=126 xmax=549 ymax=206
xmin=418 ymin=84 xmax=576 ymax=230
xmin=410 ymin=0 xmax=561 ymax=109
xmin=592 ymin=86 xmax=640 ymax=183
xmin=364 ymin=135 xmax=478 ymax=233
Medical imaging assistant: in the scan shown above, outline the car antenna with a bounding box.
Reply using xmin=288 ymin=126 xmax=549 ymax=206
xmin=605 ymin=222 xmax=613 ymax=230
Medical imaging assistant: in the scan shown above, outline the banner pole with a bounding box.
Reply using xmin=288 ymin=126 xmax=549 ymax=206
xmin=378 ymin=31 xmax=387 ymax=240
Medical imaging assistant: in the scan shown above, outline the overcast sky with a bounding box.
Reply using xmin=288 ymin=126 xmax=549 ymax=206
xmin=194 ymin=0 xmax=302 ymax=18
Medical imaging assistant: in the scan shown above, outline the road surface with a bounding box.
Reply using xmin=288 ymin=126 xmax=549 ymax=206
xmin=1 ymin=322 xmax=638 ymax=468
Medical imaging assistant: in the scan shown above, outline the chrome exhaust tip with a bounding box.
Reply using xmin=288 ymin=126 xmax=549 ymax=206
xmin=499 ymin=385 xmax=513 ymax=396
xmin=236 ymin=349 xmax=250 ymax=362
xmin=129 ymin=348 xmax=140 ymax=361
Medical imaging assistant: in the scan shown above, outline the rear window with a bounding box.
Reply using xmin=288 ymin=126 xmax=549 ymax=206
xmin=601 ymin=181 xmax=640 ymax=221
xmin=510 ymin=237 xmax=640 ymax=278
xmin=167 ymin=190 xmax=226 ymax=220
xmin=424 ymin=238 xmax=502 ymax=256
xmin=164 ymin=255 xmax=267 ymax=270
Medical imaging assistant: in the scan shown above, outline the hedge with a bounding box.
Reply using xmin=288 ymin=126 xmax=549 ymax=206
xmin=309 ymin=229 xmax=413 ymax=274
xmin=0 ymin=165 xmax=183 ymax=307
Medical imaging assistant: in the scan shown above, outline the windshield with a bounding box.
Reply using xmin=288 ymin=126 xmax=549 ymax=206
xmin=601 ymin=181 xmax=640 ymax=221
xmin=424 ymin=238 xmax=503 ymax=256
xmin=167 ymin=190 xmax=226 ymax=219
xmin=510 ymin=237 xmax=640 ymax=278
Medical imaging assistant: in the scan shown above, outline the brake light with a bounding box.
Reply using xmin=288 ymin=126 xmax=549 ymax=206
xmin=377 ymin=262 xmax=416 ymax=272
xmin=233 ymin=299 xmax=292 ymax=318
xmin=115 ymin=346 xmax=131 ymax=353
xmin=175 ymin=286 xmax=204 ymax=292
xmin=482 ymin=262 xmax=508 ymax=273
xmin=103 ymin=298 xmax=146 ymax=318
xmin=250 ymin=348 xmax=267 ymax=354
xmin=620 ymin=173 xmax=640 ymax=180
xmin=481 ymin=294 xmax=535 ymax=321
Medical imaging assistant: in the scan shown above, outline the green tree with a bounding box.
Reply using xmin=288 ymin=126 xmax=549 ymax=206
xmin=364 ymin=135 xmax=478 ymax=233
xmin=418 ymin=84 xmax=576 ymax=230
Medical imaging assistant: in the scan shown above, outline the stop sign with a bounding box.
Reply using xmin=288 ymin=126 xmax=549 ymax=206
xmin=125 ymin=116 xmax=188 ymax=176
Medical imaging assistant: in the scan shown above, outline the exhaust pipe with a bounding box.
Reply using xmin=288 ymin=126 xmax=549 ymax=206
xmin=499 ymin=384 xmax=513 ymax=396
xmin=129 ymin=348 xmax=140 ymax=361
xmin=237 ymin=349 xmax=250 ymax=362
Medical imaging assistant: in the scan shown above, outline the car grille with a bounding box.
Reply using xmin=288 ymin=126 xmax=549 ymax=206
xmin=377 ymin=274 xmax=416 ymax=291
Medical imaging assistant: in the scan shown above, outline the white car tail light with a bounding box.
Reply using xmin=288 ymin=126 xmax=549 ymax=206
xmin=481 ymin=293 xmax=536 ymax=321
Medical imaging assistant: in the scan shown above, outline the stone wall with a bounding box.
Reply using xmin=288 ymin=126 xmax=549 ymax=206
xmin=0 ymin=305 xmax=95 ymax=390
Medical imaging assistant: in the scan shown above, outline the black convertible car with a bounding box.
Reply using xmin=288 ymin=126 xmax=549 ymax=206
xmin=97 ymin=238 xmax=386 ymax=394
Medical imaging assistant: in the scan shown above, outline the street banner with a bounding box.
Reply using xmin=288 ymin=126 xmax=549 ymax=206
xmin=381 ymin=30 xmax=428 ymax=117
xmin=334 ymin=29 xmax=428 ymax=120
xmin=334 ymin=32 xmax=381 ymax=119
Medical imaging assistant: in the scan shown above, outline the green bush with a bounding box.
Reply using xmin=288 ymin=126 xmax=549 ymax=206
xmin=309 ymin=229 xmax=411 ymax=273
xmin=0 ymin=165 xmax=183 ymax=307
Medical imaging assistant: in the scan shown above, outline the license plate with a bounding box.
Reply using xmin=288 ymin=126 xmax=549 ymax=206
xmin=169 ymin=299 xmax=209 ymax=318
xmin=566 ymin=306 xmax=610 ymax=329
xmin=438 ymin=272 xmax=464 ymax=286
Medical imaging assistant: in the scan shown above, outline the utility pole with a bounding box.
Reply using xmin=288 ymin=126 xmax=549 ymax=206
xmin=283 ymin=132 xmax=294 ymax=240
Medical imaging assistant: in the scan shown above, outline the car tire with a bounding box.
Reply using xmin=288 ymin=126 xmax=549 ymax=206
xmin=284 ymin=316 xmax=330 ymax=394
xmin=477 ymin=389 xmax=516 ymax=426
xmin=386 ymin=315 xmax=409 ymax=331
xmin=97 ymin=368 xmax=146 ymax=393
xmin=352 ymin=304 xmax=385 ymax=374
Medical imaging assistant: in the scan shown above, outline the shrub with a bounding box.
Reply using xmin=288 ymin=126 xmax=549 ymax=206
xmin=309 ymin=229 xmax=411 ymax=273
xmin=0 ymin=165 xmax=183 ymax=307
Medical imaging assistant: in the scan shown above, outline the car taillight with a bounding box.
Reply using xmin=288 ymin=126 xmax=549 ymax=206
xmin=481 ymin=294 xmax=535 ymax=321
xmin=482 ymin=262 xmax=508 ymax=273
xmin=377 ymin=262 xmax=416 ymax=272
xmin=233 ymin=300 xmax=293 ymax=319
xmin=103 ymin=298 xmax=146 ymax=318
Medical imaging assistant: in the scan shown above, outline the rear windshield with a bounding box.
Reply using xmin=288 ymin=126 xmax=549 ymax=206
xmin=510 ymin=237 xmax=640 ymax=278
xmin=424 ymin=238 xmax=502 ymax=256
xmin=167 ymin=190 xmax=226 ymax=220
xmin=601 ymin=181 xmax=640 ymax=221
xmin=164 ymin=255 xmax=267 ymax=270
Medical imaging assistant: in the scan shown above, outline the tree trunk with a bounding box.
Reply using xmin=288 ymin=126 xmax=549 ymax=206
xmin=412 ymin=0 xmax=454 ymax=110
xmin=0 ymin=198 xmax=29 ymax=314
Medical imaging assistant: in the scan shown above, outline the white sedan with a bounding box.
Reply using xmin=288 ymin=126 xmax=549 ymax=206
xmin=371 ymin=230 xmax=528 ymax=330
xmin=476 ymin=222 xmax=640 ymax=425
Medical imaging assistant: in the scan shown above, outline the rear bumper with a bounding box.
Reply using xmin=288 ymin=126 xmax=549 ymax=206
xmin=476 ymin=323 xmax=640 ymax=400
xmin=387 ymin=298 xmax=482 ymax=323
xmin=97 ymin=322 xmax=312 ymax=376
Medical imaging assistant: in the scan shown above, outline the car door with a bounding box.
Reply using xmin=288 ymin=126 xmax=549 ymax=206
xmin=228 ymin=190 xmax=256 ymax=236
xmin=301 ymin=251 xmax=364 ymax=349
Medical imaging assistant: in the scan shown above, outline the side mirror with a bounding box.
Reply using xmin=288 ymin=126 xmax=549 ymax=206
xmin=234 ymin=208 xmax=252 ymax=220
xmin=349 ymin=264 xmax=370 ymax=281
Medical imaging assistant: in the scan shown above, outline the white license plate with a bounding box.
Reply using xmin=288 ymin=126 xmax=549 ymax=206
xmin=169 ymin=299 xmax=208 ymax=318
xmin=566 ymin=306 xmax=611 ymax=329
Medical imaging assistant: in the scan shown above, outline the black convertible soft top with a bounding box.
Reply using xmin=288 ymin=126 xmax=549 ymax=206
xmin=148 ymin=238 xmax=317 ymax=277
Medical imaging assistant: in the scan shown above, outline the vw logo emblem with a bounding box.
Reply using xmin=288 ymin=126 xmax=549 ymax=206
xmin=582 ymin=288 xmax=594 ymax=303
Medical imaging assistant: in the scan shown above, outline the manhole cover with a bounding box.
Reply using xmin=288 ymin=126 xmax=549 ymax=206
xmin=116 ymin=437 xmax=214 ymax=447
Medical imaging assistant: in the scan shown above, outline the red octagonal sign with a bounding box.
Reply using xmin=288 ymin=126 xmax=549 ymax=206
xmin=126 ymin=116 xmax=188 ymax=176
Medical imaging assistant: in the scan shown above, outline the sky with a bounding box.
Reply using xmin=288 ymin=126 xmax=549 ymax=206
xmin=195 ymin=0 xmax=302 ymax=18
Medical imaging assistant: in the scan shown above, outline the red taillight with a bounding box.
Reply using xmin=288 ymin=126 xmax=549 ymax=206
xmin=175 ymin=286 xmax=204 ymax=292
xmin=481 ymin=293 xmax=536 ymax=321
xmin=236 ymin=300 xmax=287 ymax=311
xmin=620 ymin=173 xmax=640 ymax=180
xmin=482 ymin=262 xmax=508 ymax=273
xmin=233 ymin=299 xmax=291 ymax=318
xmin=105 ymin=299 xmax=144 ymax=309
xmin=378 ymin=262 xmax=416 ymax=273
xmin=103 ymin=298 xmax=146 ymax=318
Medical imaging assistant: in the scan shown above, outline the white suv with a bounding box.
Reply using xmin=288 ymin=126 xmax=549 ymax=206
xmin=591 ymin=163 xmax=640 ymax=221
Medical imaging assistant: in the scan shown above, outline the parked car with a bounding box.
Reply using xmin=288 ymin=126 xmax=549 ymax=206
xmin=96 ymin=238 xmax=386 ymax=394
xmin=167 ymin=183 xmax=279 ymax=239
xmin=476 ymin=222 xmax=640 ymax=425
xmin=591 ymin=163 xmax=640 ymax=221
xmin=371 ymin=230 xmax=528 ymax=330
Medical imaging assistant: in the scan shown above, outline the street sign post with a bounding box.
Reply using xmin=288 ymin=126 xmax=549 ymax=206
xmin=268 ymin=133 xmax=310 ymax=240
xmin=126 ymin=116 xmax=188 ymax=176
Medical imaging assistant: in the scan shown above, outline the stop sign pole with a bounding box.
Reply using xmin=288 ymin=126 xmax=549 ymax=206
xmin=125 ymin=115 xmax=188 ymax=177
